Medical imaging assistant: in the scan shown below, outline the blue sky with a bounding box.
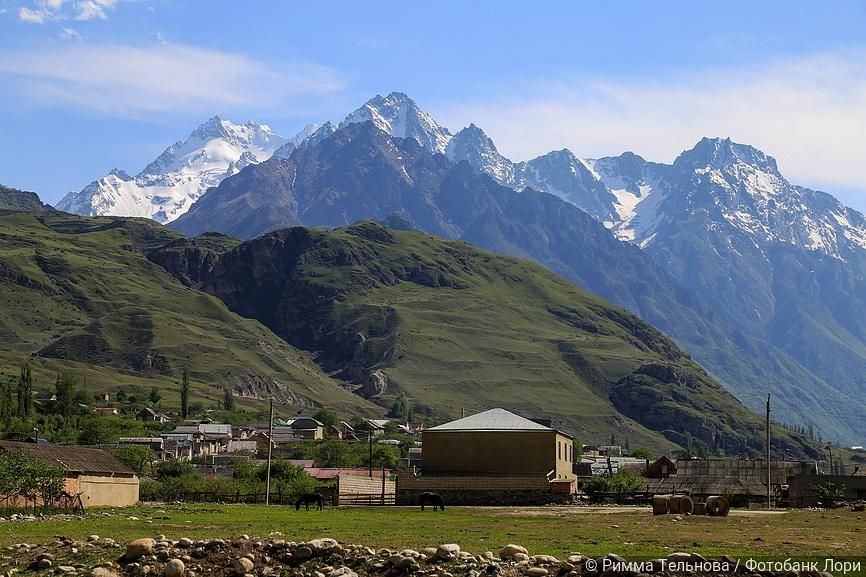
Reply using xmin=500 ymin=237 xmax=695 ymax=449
xmin=2 ymin=0 xmax=866 ymax=208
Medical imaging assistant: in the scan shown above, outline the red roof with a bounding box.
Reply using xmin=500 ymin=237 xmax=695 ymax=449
xmin=305 ymin=468 xmax=390 ymax=480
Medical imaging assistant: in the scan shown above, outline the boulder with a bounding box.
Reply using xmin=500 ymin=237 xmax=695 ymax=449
xmin=165 ymin=560 xmax=184 ymax=577
xmin=499 ymin=545 xmax=528 ymax=560
xmin=531 ymin=556 xmax=558 ymax=565
xmin=37 ymin=559 xmax=52 ymax=570
xmin=233 ymin=558 xmax=254 ymax=576
xmin=177 ymin=539 xmax=193 ymax=549
xmin=294 ymin=547 xmax=314 ymax=560
xmin=328 ymin=568 xmax=357 ymax=577
xmin=525 ymin=569 xmax=548 ymax=577
xmin=305 ymin=539 xmax=338 ymax=553
xmin=436 ymin=544 xmax=460 ymax=560
xmin=513 ymin=553 xmax=530 ymax=562
xmin=420 ymin=548 xmax=438 ymax=558
xmin=125 ymin=539 xmax=156 ymax=560
xmin=90 ymin=568 xmax=118 ymax=577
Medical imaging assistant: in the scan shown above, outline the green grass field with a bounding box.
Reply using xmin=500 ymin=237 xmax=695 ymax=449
xmin=3 ymin=504 xmax=864 ymax=560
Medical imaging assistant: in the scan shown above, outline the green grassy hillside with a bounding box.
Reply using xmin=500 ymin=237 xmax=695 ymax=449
xmin=0 ymin=212 xmax=380 ymax=417
xmin=198 ymin=222 xmax=820 ymax=458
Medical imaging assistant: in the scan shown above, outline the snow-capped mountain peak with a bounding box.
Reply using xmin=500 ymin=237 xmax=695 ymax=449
xmin=57 ymin=117 xmax=288 ymax=223
xmin=445 ymin=123 xmax=515 ymax=185
xmin=674 ymin=137 xmax=780 ymax=175
xmin=340 ymin=91 xmax=452 ymax=154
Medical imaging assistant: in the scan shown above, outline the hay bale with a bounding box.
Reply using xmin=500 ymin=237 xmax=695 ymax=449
xmin=693 ymin=502 xmax=707 ymax=516
xmin=706 ymin=496 xmax=730 ymax=517
xmin=652 ymin=495 xmax=670 ymax=515
xmin=678 ymin=495 xmax=694 ymax=515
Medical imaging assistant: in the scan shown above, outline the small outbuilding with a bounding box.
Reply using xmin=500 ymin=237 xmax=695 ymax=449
xmin=0 ymin=441 xmax=139 ymax=508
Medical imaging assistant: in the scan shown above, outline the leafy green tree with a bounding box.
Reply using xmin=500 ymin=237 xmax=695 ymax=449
xmin=0 ymin=377 xmax=13 ymax=425
xmin=148 ymin=387 xmax=161 ymax=405
xmin=314 ymin=439 xmax=353 ymax=467
xmin=180 ymin=368 xmax=190 ymax=419
xmin=223 ymin=387 xmax=235 ymax=411
xmin=389 ymin=393 xmax=410 ymax=420
xmin=16 ymin=363 xmax=33 ymax=418
xmin=53 ymin=371 xmax=80 ymax=415
xmin=312 ymin=408 xmax=338 ymax=429
xmin=630 ymin=447 xmax=653 ymax=461
xmin=156 ymin=459 xmax=197 ymax=480
xmin=116 ymin=390 xmax=128 ymax=403
xmin=112 ymin=445 xmax=156 ymax=477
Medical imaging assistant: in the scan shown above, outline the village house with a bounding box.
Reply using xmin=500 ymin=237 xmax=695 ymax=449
xmin=644 ymin=458 xmax=819 ymax=504
xmin=363 ymin=419 xmax=390 ymax=438
xmin=0 ymin=441 xmax=139 ymax=508
xmin=397 ymin=408 xmax=576 ymax=505
xmin=290 ymin=417 xmax=325 ymax=440
xmin=93 ymin=407 xmax=119 ymax=416
xmin=137 ymin=407 xmax=170 ymax=424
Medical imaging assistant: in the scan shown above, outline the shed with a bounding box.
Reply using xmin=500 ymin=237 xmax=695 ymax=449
xmin=0 ymin=441 xmax=139 ymax=508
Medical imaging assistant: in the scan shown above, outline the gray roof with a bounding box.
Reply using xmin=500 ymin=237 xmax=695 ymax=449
xmin=428 ymin=408 xmax=554 ymax=432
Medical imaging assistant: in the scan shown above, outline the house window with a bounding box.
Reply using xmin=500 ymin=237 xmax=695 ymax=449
xmin=558 ymin=442 xmax=561 ymax=460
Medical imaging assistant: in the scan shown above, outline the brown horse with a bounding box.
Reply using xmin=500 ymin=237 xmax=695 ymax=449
xmin=295 ymin=493 xmax=324 ymax=511
xmin=419 ymin=492 xmax=445 ymax=511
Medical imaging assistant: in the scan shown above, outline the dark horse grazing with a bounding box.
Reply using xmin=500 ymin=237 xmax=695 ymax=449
xmin=295 ymin=493 xmax=324 ymax=511
xmin=419 ymin=492 xmax=445 ymax=511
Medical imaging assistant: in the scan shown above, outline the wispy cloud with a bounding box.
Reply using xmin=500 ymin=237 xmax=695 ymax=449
xmin=436 ymin=50 xmax=866 ymax=195
xmin=57 ymin=26 xmax=83 ymax=40
xmin=0 ymin=42 xmax=347 ymax=117
xmin=73 ymin=0 xmax=114 ymax=21
xmin=17 ymin=0 xmax=116 ymax=23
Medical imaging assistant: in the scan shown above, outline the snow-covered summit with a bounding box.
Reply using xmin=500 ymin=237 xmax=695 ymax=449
xmin=57 ymin=117 xmax=290 ymax=223
xmin=340 ymin=92 xmax=452 ymax=154
xmin=445 ymin=124 xmax=515 ymax=185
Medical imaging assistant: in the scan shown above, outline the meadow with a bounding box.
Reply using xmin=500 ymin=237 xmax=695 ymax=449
xmin=3 ymin=504 xmax=864 ymax=561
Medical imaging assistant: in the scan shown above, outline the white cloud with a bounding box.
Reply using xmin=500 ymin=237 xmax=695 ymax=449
xmin=435 ymin=51 xmax=866 ymax=195
xmin=73 ymin=0 xmax=115 ymax=21
xmin=18 ymin=5 xmax=51 ymax=22
xmin=0 ymin=42 xmax=347 ymax=117
xmin=16 ymin=0 xmax=116 ymax=22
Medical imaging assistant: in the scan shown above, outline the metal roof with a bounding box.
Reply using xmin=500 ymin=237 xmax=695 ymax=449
xmin=428 ymin=408 xmax=554 ymax=432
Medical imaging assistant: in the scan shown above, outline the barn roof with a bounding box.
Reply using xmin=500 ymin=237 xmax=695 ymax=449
xmin=0 ymin=441 xmax=136 ymax=476
xmin=428 ymin=408 xmax=560 ymax=433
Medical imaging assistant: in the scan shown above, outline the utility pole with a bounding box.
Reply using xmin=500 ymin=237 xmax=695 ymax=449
xmin=265 ymin=398 xmax=274 ymax=506
xmin=766 ymin=393 xmax=771 ymax=509
xmin=368 ymin=430 xmax=373 ymax=477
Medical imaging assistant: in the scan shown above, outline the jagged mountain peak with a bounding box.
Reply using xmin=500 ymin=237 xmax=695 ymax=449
xmin=675 ymin=136 xmax=779 ymax=174
xmin=341 ymin=91 xmax=452 ymax=154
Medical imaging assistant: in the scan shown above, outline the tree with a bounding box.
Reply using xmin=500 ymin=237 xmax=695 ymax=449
xmin=16 ymin=363 xmax=33 ymax=418
xmin=112 ymin=446 xmax=156 ymax=477
xmin=630 ymin=447 xmax=653 ymax=461
xmin=0 ymin=377 xmax=13 ymax=425
xmin=223 ymin=387 xmax=235 ymax=412
xmin=180 ymin=368 xmax=190 ymax=420
xmin=148 ymin=387 xmax=161 ymax=405
xmin=389 ymin=393 xmax=410 ymax=421
xmin=116 ymin=390 xmax=128 ymax=403
xmin=53 ymin=371 xmax=80 ymax=415
xmin=312 ymin=408 xmax=338 ymax=430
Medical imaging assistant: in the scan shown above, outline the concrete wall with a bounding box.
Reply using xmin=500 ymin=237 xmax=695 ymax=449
xmin=787 ymin=474 xmax=866 ymax=507
xmin=78 ymin=474 xmax=139 ymax=508
xmin=422 ymin=430 xmax=574 ymax=478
